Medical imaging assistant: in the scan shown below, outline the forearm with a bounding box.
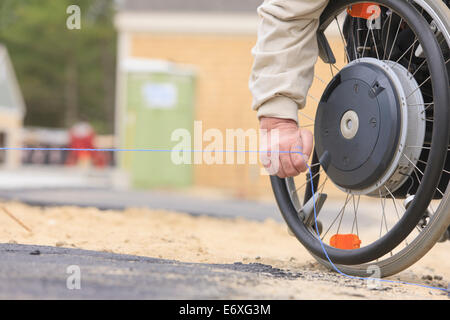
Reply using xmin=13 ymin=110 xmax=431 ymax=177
xmin=249 ymin=0 xmax=329 ymax=123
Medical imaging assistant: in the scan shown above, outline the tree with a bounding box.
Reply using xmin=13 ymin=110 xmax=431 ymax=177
xmin=0 ymin=0 xmax=117 ymax=133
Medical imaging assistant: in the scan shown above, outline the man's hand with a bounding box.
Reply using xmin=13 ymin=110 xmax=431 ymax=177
xmin=260 ymin=117 xmax=313 ymax=178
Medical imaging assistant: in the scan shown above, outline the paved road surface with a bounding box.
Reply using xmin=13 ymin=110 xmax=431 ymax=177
xmin=1 ymin=243 xmax=448 ymax=299
xmin=0 ymin=243 xmax=310 ymax=299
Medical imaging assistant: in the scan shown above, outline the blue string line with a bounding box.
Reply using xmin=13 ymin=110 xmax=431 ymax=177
xmin=0 ymin=146 xmax=448 ymax=294
xmin=305 ymin=158 xmax=448 ymax=294
xmin=0 ymin=147 xmax=298 ymax=153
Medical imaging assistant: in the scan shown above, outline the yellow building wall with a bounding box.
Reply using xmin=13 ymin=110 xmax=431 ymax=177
xmin=0 ymin=111 xmax=23 ymax=168
xmin=130 ymin=33 xmax=345 ymax=200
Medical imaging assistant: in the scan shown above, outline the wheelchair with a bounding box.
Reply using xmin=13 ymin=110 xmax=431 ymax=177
xmin=271 ymin=0 xmax=450 ymax=277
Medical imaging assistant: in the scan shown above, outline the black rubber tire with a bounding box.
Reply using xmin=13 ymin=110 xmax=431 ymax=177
xmin=311 ymin=0 xmax=450 ymax=277
xmin=270 ymin=0 xmax=450 ymax=266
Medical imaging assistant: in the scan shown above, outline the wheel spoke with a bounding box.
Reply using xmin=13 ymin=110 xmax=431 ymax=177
xmin=416 ymin=159 xmax=428 ymax=166
xmin=407 ymin=58 xmax=450 ymax=99
xmin=405 ymin=145 xmax=430 ymax=150
xmin=331 ymin=64 xmax=340 ymax=73
xmin=410 ymin=58 xmax=427 ymax=79
xmin=384 ymin=185 xmax=410 ymax=246
xmin=407 ymin=37 xmax=417 ymax=72
xmin=384 ymin=186 xmax=401 ymax=221
xmin=314 ymin=74 xmax=328 ymax=84
xmin=407 ymin=102 xmax=433 ymax=107
xmin=298 ymin=110 xmax=315 ymax=123
xmin=402 ymin=153 xmax=424 ymax=176
xmin=387 ymin=18 xmax=403 ymax=61
xmin=436 ymin=188 xmax=445 ymax=198
xmin=318 ymin=176 xmax=329 ymax=194
xmin=336 ymin=193 xmax=351 ymax=234
xmin=378 ymin=190 xmax=389 ymax=238
xmin=370 ymin=27 xmax=380 ymax=60
xmin=392 ymin=38 xmax=419 ymax=65
xmin=350 ymin=194 xmax=360 ymax=236
xmin=329 ymin=64 xmax=334 ymax=78
xmin=307 ymin=94 xmax=320 ymax=103
xmin=406 ymin=75 xmax=431 ymax=99
xmin=335 ymin=16 xmax=351 ymax=63
xmin=308 ymin=162 xmax=322 ymax=169
xmin=403 ymin=153 xmax=445 ymax=198
xmin=383 ymin=11 xmax=393 ymax=60
xmin=421 ymin=103 xmax=434 ymax=113
xmin=293 ymin=169 xmax=324 ymax=194
xmin=361 ymin=25 xmax=371 ymax=59
xmin=386 ymin=185 xmax=422 ymax=235
xmin=406 ymin=145 xmax=450 ymax=151
xmin=321 ymin=194 xmax=352 ymax=240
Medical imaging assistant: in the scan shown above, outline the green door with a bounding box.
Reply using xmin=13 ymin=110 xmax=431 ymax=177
xmin=123 ymin=70 xmax=195 ymax=188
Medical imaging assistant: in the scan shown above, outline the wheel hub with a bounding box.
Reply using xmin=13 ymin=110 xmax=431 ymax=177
xmin=315 ymin=58 xmax=426 ymax=195
xmin=340 ymin=110 xmax=359 ymax=140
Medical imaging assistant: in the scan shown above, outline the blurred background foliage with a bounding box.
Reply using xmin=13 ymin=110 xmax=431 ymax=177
xmin=0 ymin=0 xmax=116 ymax=133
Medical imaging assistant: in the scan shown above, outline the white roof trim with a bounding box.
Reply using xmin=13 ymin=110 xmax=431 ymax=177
xmin=115 ymin=12 xmax=259 ymax=35
xmin=115 ymin=11 xmax=344 ymax=36
xmin=121 ymin=58 xmax=196 ymax=76
xmin=0 ymin=45 xmax=26 ymax=116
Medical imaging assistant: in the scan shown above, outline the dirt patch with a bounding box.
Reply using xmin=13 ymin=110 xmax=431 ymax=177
xmin=0 ymin=201 xmax=448 ymax=299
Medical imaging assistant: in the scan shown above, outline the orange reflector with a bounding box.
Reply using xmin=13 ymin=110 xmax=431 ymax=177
xmin=347 ymin=3 xmax=381 ymax=20
xmin=330 ymin=234 xmax=362 ymax=250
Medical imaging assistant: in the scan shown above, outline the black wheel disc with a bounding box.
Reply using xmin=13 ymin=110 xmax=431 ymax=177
xmin=315 ymin=60 xmax=401 ymax=190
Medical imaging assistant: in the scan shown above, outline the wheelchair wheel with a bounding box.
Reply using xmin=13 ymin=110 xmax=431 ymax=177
xmin=271 ymin=0 xmax=450 ymax=277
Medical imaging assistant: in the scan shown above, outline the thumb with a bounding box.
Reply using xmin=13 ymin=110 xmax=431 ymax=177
xmin=299 ymin=129 xmax=313 ymax=162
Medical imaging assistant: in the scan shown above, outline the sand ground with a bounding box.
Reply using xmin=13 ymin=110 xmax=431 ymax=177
xmin=0 ymin=201 xmax=448 ymax=299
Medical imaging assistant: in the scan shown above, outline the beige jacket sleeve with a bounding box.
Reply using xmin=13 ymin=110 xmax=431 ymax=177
xmin=249 ymin=0 xmax=329 ymax=123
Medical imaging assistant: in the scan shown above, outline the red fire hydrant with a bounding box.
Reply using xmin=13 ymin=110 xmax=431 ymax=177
xmin=65 ymin=122 xmax=107 ymax=168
